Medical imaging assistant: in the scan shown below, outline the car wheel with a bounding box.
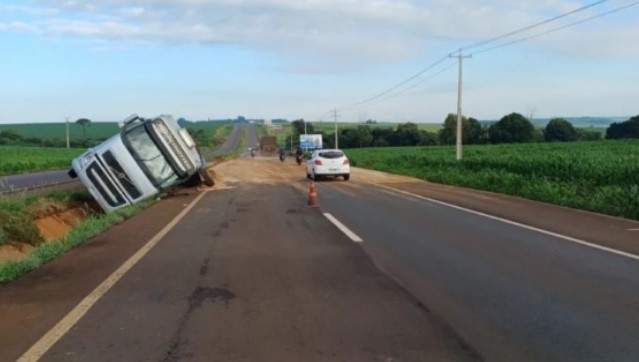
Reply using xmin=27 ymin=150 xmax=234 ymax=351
xmin=344 ymin=174 xmax=350 ymax=181
xmin=199 ymin=168 xmax=215 ymax=187
xmin=68 ymin=169 xmax=78 ymax=179
xmin=306 ymin=172 xmax=311 ymax=179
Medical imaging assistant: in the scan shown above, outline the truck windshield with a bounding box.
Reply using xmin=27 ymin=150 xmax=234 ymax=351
xmin=122 ymin=124 xmax=178 ymax=188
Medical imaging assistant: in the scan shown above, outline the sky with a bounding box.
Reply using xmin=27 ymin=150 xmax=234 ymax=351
xmin=1 ymin=0 xmax=638 ymax=124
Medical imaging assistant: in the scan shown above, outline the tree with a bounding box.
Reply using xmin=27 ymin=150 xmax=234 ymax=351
xmin=544 ymin=118 xmax=577 ymax=142
xmin=355 ymin=125 xmax=373 ymax=148
xmin=291 ymin=119 xmax=314 ymax=137
xmin=606 ymin=115 xmax=639 ymax=139
xmin=0 ymin=129 xmax=22 ymax=142
xmin=75 ymin=118 xmax=92 ymax=139
xmin=488 ymin=112 xmax=535 ymax=143
xmin=438 ymin=114 xmax=483 ymax=145
xmin=419 ymin=131 xmax=438 ymax=145
xmin=576 ymin=128 xmax=602 ymax=141
xmin=393 ymin=123 xmax=421 ymax=146
xmin=372 ymin=128 xmax=393 ymax=147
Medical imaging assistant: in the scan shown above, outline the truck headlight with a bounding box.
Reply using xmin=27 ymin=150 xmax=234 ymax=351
xmin=81 ymin=151 xmax=94 ymax=166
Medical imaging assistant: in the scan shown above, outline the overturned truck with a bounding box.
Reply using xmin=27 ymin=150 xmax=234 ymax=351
xmin=68 ymin=114 xmax=214 ymax=213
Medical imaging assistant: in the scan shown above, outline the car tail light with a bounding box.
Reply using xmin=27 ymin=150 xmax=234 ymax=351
xmin=343 ymin=159 xmax=350 ymax=165
xmin=314 ymin=159 xmax=323 ymax=165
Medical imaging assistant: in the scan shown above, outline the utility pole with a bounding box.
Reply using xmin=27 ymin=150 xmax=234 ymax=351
xmin=304 ymin=119 xmax=307 ymax=135
xmin=333 ymin=109 xmax=339 ymax=149
xmin=65 ymin=117 xmax=70 ymax=149
xmin=449 ymin=50 xmax=472 ymax=160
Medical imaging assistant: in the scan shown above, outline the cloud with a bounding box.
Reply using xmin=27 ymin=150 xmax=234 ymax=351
xmin=0 ymin=21 xmax=35 ymax=32
xmin=3 ymin=0 xmax=639 ymax=67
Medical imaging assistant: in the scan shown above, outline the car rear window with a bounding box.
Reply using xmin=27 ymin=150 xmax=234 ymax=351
xmin=318 ymin=151 xmax=344 ymax=159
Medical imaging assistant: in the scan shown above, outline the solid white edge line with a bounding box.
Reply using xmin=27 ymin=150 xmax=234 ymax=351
xmin=18 ymin=190 xmax=209 ymax=362
xmin=374 ymin=184 xmax=639 ymax=262
xmin=324 ymin=213 xmax=363 ymax=243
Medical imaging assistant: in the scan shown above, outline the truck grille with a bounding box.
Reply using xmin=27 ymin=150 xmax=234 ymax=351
xmin=87 ymin=161 xmax=127 ymax=208
xmin=102 ymin=151 xmax=142 ymax=199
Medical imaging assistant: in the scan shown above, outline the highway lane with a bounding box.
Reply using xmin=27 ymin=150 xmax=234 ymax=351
xmin=0 ymin=169 xmax=75 ymax=193
xmin=206 ymin=124 xmax=244 ymax=158
xmin=2 ymin=157 xmax=638 ymax=361
xmin=315 ymin=178 xmax=639 ymax=362
xmin=0 ymin=124 xmax=245 ymax=193
xmin=1 ymin=180 xmax=477 ymax=362
xmin=245 ymin=124 xmax=259 ymax=153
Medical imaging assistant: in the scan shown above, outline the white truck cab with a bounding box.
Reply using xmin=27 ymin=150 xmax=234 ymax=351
xmin=69 ymin=114 xmax=212 ymax=213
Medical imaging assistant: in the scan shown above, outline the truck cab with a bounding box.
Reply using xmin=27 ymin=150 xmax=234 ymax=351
xmin=70 ymin=114 xmax=210 ymax=213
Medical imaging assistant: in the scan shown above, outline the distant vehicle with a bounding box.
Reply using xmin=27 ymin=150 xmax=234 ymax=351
xmin=260 ymin=136 xmax=277 ymax=156
xmin=278 ymin=148 xmax=286 ymax=162
xmin=306 ymin=149 xmax=350 ymax=181
xmin=68 ymin=113 xmax=214 ymax=213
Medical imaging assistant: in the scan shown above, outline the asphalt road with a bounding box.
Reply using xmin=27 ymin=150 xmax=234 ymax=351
xmin=0 ymin=169 xmax=75 ymax=193
xmin=206 ymin=125 xmax=244 ymax=158
xmin=245 ymin=124 xmax=259 ymax=154
xmin=1 ymin=157 xmax=638 ymax=361
xmin=314 ymin=176 xmax=639 ymax=362
xmin=0 ymin=124 xmax=246 ymax=193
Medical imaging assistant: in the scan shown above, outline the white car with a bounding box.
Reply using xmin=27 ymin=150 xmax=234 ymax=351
xmin=306 ymin=149 xmax=350 ymax=181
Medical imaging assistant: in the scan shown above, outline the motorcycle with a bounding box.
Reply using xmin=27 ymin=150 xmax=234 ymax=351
xmin=296 ymin=154 xmax=303 ymax=165
xmin=250 ymin=148 xmax=256 ymax=158
xmin=279 ymin=153 xmax=286 ymax=162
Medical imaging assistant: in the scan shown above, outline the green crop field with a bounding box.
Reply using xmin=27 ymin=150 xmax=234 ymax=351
xmin=345 ymin=140 xmax=639 ymax=220
xmin=0 ymin=123 xmax=120 ymax=141
xmin=0 ymin=146 xmax=84 ymax=175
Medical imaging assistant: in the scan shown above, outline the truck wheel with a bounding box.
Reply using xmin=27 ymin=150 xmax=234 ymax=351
xmin=199 ymin=168 xmax=215 ymax=187
xmin=68 ymin=169 xmax=78 ymax=179
xmin=183 ymin=173 xmax=202 ymax=187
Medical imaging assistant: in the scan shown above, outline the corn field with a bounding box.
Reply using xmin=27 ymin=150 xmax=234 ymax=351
xmin=346 ymin=140 xmax=639 ymax=220
xmin=0 ymin=146 xmax=83 ymax=176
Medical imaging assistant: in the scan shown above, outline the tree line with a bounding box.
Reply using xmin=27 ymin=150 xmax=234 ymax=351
xmin=287 ymin=113 xmax=638 ymax=149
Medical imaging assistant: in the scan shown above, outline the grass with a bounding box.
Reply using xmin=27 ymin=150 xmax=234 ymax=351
xmin=0 ymin=146 xmax=84 ymax=176
xmin=346 ymin=140 xmax=639 ymax=220
xmin=0 ymin=190 xmax=150 ymax=283
xmin=0 ymin=122 xmax=120 ymax=141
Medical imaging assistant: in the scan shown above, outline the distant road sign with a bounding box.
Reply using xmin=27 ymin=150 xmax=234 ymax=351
xmin=300 ymin=134 xmax=323 ymax=150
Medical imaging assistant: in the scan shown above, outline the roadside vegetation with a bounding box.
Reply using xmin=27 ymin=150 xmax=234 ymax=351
xmin=283 ymin=113 xmax=614 ymax=150
xmin=346 ymin=140 xmax=639 ymax=220
xmin=0 ymin=146 xmax=84 ymax=176
xmin=0 ymin=190 xmax=150 ymax=283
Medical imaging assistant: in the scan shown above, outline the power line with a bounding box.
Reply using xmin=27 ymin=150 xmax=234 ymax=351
xmin=472 ymin=1 xmax=639 ymax=56
xmin=333 ymin=0 xmax=610 ymax=113
xmin=362 ymin=62 xmax=458 ymax=107
xmin=460 ymin=0 xmax=609 ymax=51
xmin=338 ymin=55 xmax=449 ymax=110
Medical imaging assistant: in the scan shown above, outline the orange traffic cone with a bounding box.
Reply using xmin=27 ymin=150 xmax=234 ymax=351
xmin=307 ymin=181 xmax=319 ymax=208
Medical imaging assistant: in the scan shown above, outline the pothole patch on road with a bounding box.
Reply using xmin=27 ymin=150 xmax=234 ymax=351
xmin=189 ymin=287 xmax=236 ymax=309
